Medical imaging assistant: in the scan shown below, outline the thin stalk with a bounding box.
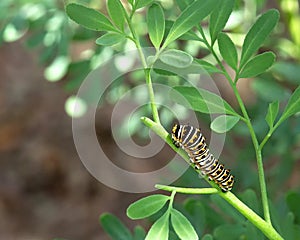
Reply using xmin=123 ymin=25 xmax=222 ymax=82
xmin=197 ymin=26 xmax=271 ymax=224
xmin=145 ymin=69 xmax=161 ymax=124
xmin=260 ymin=120 xmax=282 ymax=150
xmin=156 ymin=184 xmax=218 ymax=194
xmin=231 ymin=84 xmax=271 ymax=224
xmin=124 ymin=10 xmax=160 ymax=124
xmin=260 ymin=130 xmax=273 ymax=150
xmin=155 ymin=185 xmax=283 ymax=240
xmin=167 ymin=190 xmax=176 ymax=212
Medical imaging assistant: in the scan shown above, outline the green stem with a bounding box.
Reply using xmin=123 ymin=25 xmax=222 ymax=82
xmin=167 ymin=190 xmax=176 ymax=212
xmin=197 ymin=27 xmax=271 ymax=224
xmin=231 ymin=84 xmax=271 ymax=225
xmin=124 ymin=10 xmax=160 ymax=124
xmin=156 ymin=184 xmax=218 ymax=194
xmin=155 ymin=185 xmax=283 ymax=240
xmin=145 ymin=69 xmax=161 ymax=124
xmin=260 ymin=120 xmax=282 ymax=150
xmin=260 ymin=130 xmax=272 ymax=150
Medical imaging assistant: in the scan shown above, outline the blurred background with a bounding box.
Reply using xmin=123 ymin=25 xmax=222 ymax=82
xmin=1 ymin=0 xmax=300 ymax=239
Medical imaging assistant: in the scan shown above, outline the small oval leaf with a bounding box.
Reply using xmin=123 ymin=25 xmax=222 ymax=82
xmin=136 ymin=0 xmax=153 ymax=9
xmin=159 ymin=49 xmax=193 ymax=68
xmin=265 ymin=101 xmax=279 ymax=128
xmin=210 ymin=115 xmax=240 ymax=133
xmin=170 ymin=86 xmax=239 ymax=116
xmin=66 ymin=3 xmax=116 ymax=32
xmin=240 ymin=9 xmax=279 ymax=67
xmin=153 ymin=60 xmax=219 ymax=76
xmin=96 ymin=32 xmax=125 ymax=45
xmin=278 ymin=85 xmax=300 ymax=125
xmin=107 ymin=0 xmax=126 ymax=31
xmin=175 ymin=0 xmax=194 ymax=11
xmin=145 ymin=212 xmax=169 ymax=240
xmin=180 ymin=30 xmax=202 ymax=41
xmin=209 ymin=0 xmax=235 ymax=44
xmin=194 ymin=59 xmax=223 ymax=73
xmin=218 ymin=32 xmax=238 ymax=70
xmin=127 ymin=194 xmax=169 ymax=220
xmin=100 ymin=213 xmax=133 ymax=240
xmin=171 ymin=208 xmax=198 ymax=240
xmin=163 ymin=0 xmax=218 ymax=46
xmin=147 ymin=3 xmax=165 ymax=49
xmin=239 ymin=51 xmax=275 ymax=78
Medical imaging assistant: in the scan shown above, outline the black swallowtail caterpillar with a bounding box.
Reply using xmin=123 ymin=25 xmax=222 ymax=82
xmin=171 ymin=124 xmax=234 ymax=192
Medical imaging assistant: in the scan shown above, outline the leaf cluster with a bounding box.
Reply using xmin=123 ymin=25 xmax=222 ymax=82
xmin=63 ymin=1 xmax=300 ymax=240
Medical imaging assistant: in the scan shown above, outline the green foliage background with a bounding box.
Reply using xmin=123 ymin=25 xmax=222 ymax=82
xmin=2 ymin=0 xmax=300 ymax=239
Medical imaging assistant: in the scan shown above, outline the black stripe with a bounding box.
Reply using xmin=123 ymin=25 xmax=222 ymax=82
xmin=171 ymin=124 xmax=234 ymax=192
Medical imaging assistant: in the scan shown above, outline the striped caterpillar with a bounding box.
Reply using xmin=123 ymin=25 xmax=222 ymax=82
xmin=171 ymin=124 xmax=234 ymax=192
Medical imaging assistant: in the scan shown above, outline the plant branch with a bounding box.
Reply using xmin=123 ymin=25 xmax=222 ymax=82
xmin=156 ymin=184 xmax=218 ymax=194
xmin=141 ymin=117 xmax=220 ymax=189
xmin=197 ymin=26 xmax=272 ymax=224
xmin=155 ymin=184 xmax=283 ymax=240
xmin=124 ymin=11 xmax=160 ymax=124
xmin=142 ymin=115 xmax=283 ymax=239
xmin=231 ymin=84 xmax=271 ymax=225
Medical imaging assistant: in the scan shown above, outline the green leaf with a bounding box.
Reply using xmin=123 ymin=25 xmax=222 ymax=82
xmin=164 ymin=20 xmax=202 ymax=42
xmin=136 ymin=0 xmax=153 ymax=9
xmin=66 ymin=3 xmax=116 ymax=32
xmin=265 ymin=101 xmax=279 ymax=128
xmin=147 ymin=3 xmax=165 ymax=49
xmin=153 ymin=60 xmax=219 ymax=76
xmin=96 ymin=32 xmax=125 ymax=45
xmin=180 ymin=30 xmax=201 ymax=41
xmin=171 ymin=86 xmax=239 ymax=116
xmin=209 ymin=0 xmax=235 ymax=44
xmin=159 ymin=49 xmax=193 ymax=68
xmin=107 ymin=0 xmax=126 ymax=31
xmin=171 ymin=208 xmax=198 ymax=240
xmin=128 ymin=0 xmax=134 ymax=6
xmin=210 ymin=115 xmax=240 ymax=133
xmin=163 ymin=0 xmax=218 ymax=47
xmin=251 ymin=79 xmax=290 ymax=102
xmin=239 ymin=51 xmax=275 ymax=78
xmin=175 ymin=0 xmax=194 ymax=12
xmin=127 ymin=194 xmax=169 ymax=220
xmin=100 ymin=213 xmax=133 ymax=240
xmin=194 ymin=59 xmax=223 ymax=73
xmin=133 ymin=226 xmax=146 ymax=240
xmin=278 ymin=85 xmax=300 ymax=125
xmin=145 ymin=212 xmax=169 ymax=240
xmin=240 ymin=9 xmax=279 ymax=68
xmin=218 ymin=33 xmax=238 ymax=70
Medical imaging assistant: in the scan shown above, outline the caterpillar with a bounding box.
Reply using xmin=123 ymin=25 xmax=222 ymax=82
xmin=171 ymin=124 xmax=234 ymax=192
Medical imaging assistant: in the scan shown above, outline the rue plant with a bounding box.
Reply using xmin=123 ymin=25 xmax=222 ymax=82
xmin=66 ymin=1 xmax=300 ymax=239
